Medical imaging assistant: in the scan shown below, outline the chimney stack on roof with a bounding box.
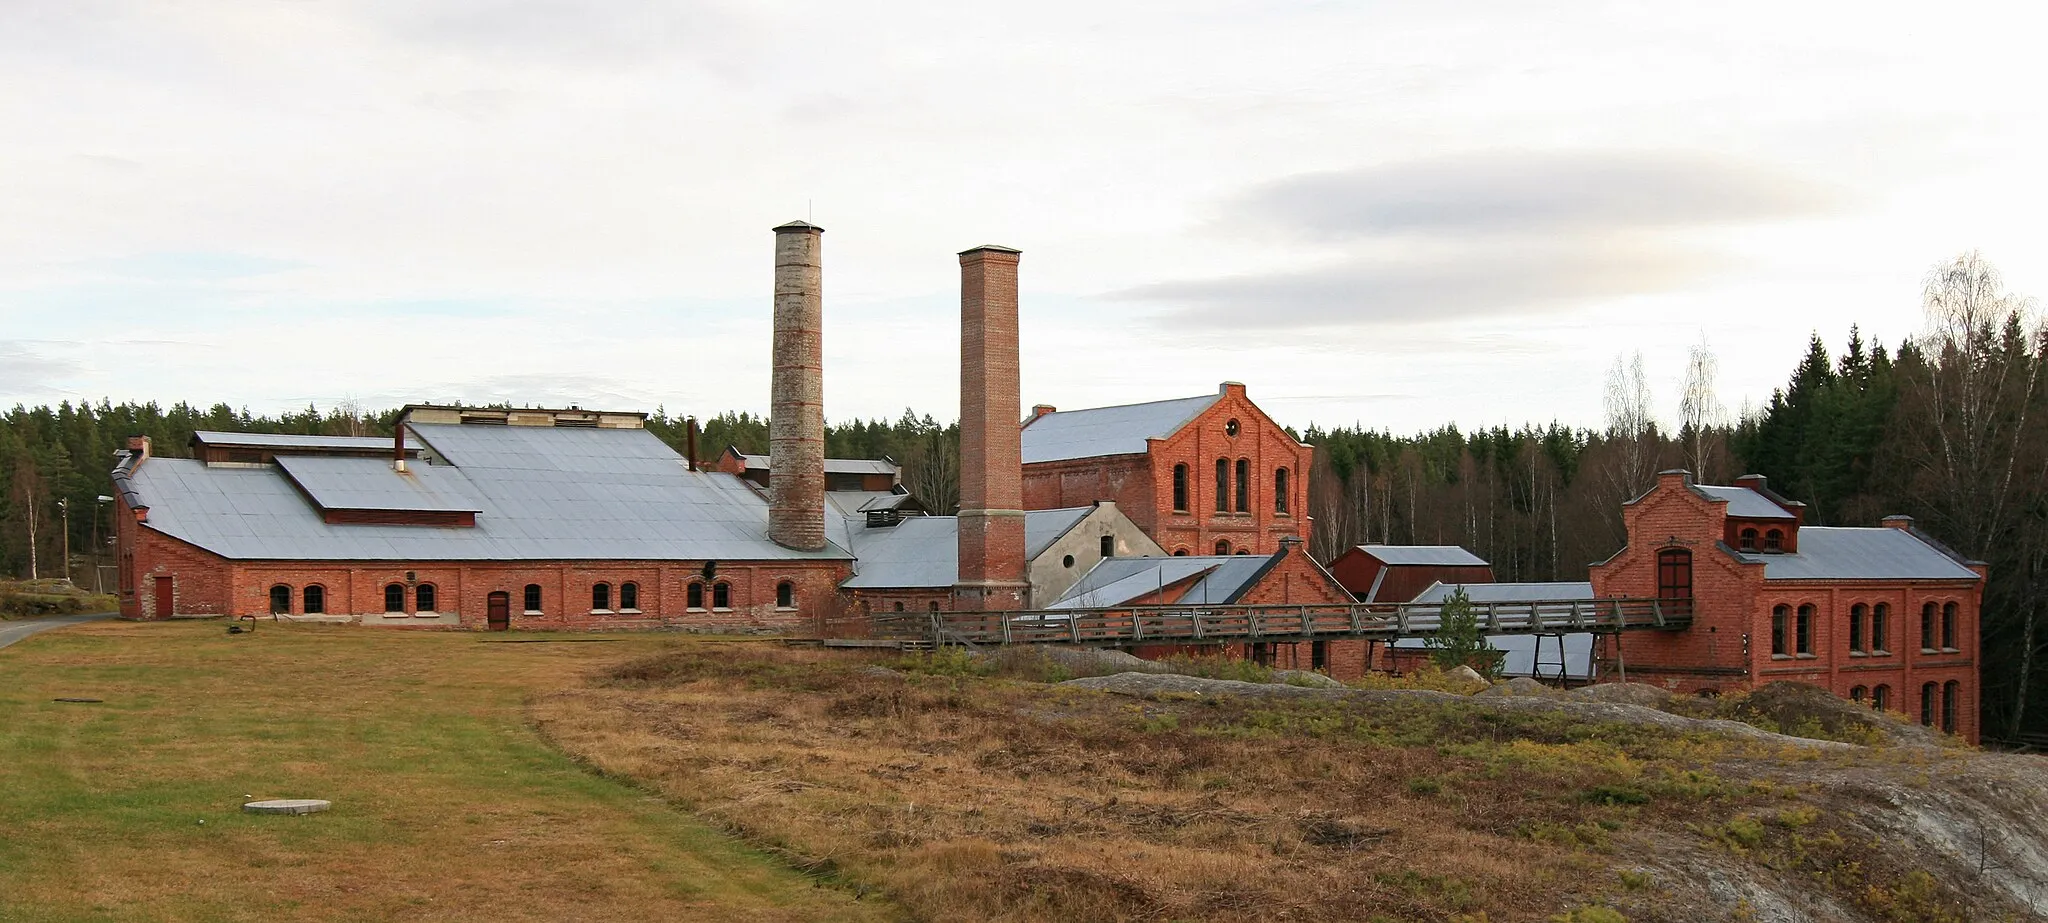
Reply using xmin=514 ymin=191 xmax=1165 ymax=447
xmin=954 ymin=245 xmax=1031 ymax=611
xmin=768 ymin=221 xmax=827 ymax=551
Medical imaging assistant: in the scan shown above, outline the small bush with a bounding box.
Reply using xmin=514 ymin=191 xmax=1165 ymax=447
xmin=1581 ymin=784 xmax=1650 ymax=806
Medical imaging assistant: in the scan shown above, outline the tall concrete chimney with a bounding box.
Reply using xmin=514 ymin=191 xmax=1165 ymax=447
xmin=954 ymin=245 xmax=1030 ymax=610
xmin=769 ymin=221 xmax=826 ymax=551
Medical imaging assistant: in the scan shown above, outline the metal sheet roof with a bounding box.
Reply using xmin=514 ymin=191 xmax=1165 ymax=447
xmin=1047 ymin=555 xmax=1270 ymax=608
xmin=275 ymin=455 xmax=482 ymax=513
xmin=130 ymin=423 xmax=849 ymax=562
xmin=1392 ymin=632 xmax=1596 ymax=679
xmin=1020 ymin=394 xmax=1221 ymax=464
xmin=1741 ymin=527 xmax=1980 ymax=581
xmin=839 ymin=507 xmax=1099 ymax=589
xmin=734 ymin=453 xmax=898 ymax=476
xmin=1696 ymin=485 xmax=1794 ymax=519
xmin=1357 ymin=545 xmax=1490 ymax=567
xmin=1410 ymin=582 xmax=1595 ymax=604
xmin=192 ymin=431 xmax=399 ymax=451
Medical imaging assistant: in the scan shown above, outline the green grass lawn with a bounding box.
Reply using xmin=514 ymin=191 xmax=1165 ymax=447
xmin=0 ymin=621 xmax=895 ymax=923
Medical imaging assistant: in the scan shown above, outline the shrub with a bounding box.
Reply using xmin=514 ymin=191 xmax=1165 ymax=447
xmin=1424 ymin=587 xmax=1493 ymax=676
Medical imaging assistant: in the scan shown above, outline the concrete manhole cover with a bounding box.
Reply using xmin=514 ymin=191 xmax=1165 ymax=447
xmin=243 ymin=799 xmax=331 ymax=815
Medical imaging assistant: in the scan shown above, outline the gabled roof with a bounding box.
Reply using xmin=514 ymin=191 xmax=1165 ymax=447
xmin=125 ymin=423 xmax=849 ymax=562
xmin=1696 ymin=485 xmax=1794 ymax=519
xmin=1410 ymin=581 xmax=1594 ymax=604
xmin=837 ymin=506 xmax=1100 ymax=589
xmin=1736 ymin=527 xmax=1981 ymax=581
xmin=1355 ymin=545 xmax=1490 ymax=567
xmin=1019 ymin=393 xmax=1222 ymax=464
xmin=1047 ymin=555 xmax=1273 ymax=609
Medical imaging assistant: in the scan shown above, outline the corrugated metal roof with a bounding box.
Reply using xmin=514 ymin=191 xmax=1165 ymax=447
xmin=1410 ymin=581 xmax=1595 ymax=604
xmin=1397 ymin=582 xmax=1600 ymax=677
xmin=1358 ymin=545 xmax=1490 ymax=567
xmin=839 ymin=507 xmax=1100 ymax=589
xmin=1047 ymin=555 xmax=1270 ymax=608
xmin=192 ymin=431 xmax=399 ymax=451
xmin=130 ymin=423 xmax=849 ymax=562
xmin=1392 ymin=632 xmax=1595 ymax=679
xmin=1742 ymin=527 xmax=1981 ymax=581
xmin=1696 ymin=485 xmax=1794 ymax=519
xmin=1020 ymin=394 xmax=1221 ymax=464
xmin=735 ymin=453 xmax=898 ymax=476
xmin=275 ymin=455 xmax=482 ymax=513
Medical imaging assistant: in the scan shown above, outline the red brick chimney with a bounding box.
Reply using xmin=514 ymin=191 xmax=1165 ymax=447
xmin=769 ymin=221 xmax=826 ymax=551
xmin=955 ymin=245 xmax=1030 ymax=610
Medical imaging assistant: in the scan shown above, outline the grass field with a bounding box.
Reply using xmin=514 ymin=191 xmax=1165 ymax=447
xmin=0 ymin=621 xmax=894 ymax=923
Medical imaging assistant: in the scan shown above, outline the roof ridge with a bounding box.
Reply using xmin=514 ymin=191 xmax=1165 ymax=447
xmin=1034 ymin=392 xmax=1218 ymax=416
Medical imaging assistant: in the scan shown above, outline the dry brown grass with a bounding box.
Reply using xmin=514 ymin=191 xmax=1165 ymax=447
xmin=535 ymin=645 xmax=1827 ymax=923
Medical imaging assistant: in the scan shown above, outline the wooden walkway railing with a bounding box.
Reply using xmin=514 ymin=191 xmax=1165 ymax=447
xmin=867 ymin=598 xmax=1691 ymax=648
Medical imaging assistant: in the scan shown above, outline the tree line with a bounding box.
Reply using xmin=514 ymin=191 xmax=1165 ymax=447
xmin=3 ymin=253 xmax=2041 ymax=738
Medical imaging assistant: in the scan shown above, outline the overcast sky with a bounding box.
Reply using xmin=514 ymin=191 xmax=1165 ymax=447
xmin=4 ymin=1 xmax=2045 ymax=434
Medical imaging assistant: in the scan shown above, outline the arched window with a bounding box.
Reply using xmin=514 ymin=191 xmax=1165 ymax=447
xmin=1235 ymin=458 xmax=1250 ymax=513
xmin=384 ymin=583 xmax=405 ymax=613
xmin=618 ymin=582 xmax=638 ymax=611
xmin=776 ymin=581 xmax=794 ymax=609
xmin=1795 ymin=604 xmax=1814 ymax=655
xmin=1941 ymin=601 xmax=1958 ymax=650
xmin=1771 ymin=604 xmax=1789 ymax=656
xmin=592 ymin=582 xmax=611 ymax=611
xmin=1872 ymin=603 xmax=1890 ymax=653
xmin=1656 ymin=549 xmax=1692 ymax=614
xmin=1739 ymin=528 xmax=1758 ymax=551
xmin=1849 ymin=603 xmax=1867 ymax=653
xmin=928 ymin=601 xmax=941 ymax=612
xmin=1100 ymin=535 xmax=1114 ymax=558
xmin=893 ymin=601 xmax=905 ymax=612
xmin=1275 ymin=468 xmax=1290 ymax=514
xmin=1941 ymin=681 xmax=1959 ymax=734
xmin=1872 ymin=684 xmax=1890 ymax=710
xmin=270 ymin=584 xmax=292 ymax=615
xmin=415 ymin=584 xmax=437 ymax=613
xmin=687 ymin=581 xmax=704 ymax=610
xmin=523 ymin=584 xmax=542 ymax=613
xmin=1172 ymin=464 xmax=1189 ymax=512
xmin=1234 ymin=549 xmax=1250 ymax=555
xmin=1764 ymin=529 xmax=1783 ymax=551
xmin=1850 ymin=685 xmax=1868 ymax=702
xmin=1921 ymin=602 xmax=1937 ymax=650
xmin=1172 ymin=548 xmax=1189 ymax=556
xmin=1920 ymin=682 xmax=1937 ymax=726
xmin=1214 ymin=539 xmax=1230 ymax=555
xmin=1214 ymin=459 xmax=1229 ymax=512
xmin=303 ymin=585 xmax=325 ymax=615
xmin=712 ymin=583 xmax=731 ymax=610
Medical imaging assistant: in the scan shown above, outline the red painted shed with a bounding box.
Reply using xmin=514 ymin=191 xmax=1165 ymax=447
xmin=1327 ymin=545 xmax=1494 ymax=602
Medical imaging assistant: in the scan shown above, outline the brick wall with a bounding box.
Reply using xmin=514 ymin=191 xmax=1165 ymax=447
xmin=1592 ymin=472 xmax=1984 ymax=743
xmin=1021 ymin=383 xmax=1313 ymax=558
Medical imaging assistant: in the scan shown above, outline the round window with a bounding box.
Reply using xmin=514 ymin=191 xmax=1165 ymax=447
xmin=1225 ymin=418 xmax=1241 ymax=437
xmin=1063 ymin=554 xmax=1076 ymax=568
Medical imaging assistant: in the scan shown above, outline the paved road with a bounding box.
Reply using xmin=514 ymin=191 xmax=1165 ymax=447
xmin=0 ymin=612 xmax=116 ymax=651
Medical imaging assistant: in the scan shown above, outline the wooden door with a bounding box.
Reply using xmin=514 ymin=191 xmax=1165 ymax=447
xmin=153 ymin=576 xmax=173 ymax=618
xmin=486 ymin=592 xmax=510 ymax=631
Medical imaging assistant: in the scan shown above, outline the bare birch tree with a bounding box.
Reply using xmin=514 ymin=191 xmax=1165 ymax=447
xmin=1603 ymin=351 xmax=1657 ymax=498
xmin=1679 ymin=337 xmax=1727 ymax=481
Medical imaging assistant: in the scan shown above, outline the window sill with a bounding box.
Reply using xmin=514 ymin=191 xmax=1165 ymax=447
xmin=1795 ymin=653 xmax=1817 ymax=659
xmin=1920 ymin=648 xmax=1938 ymax=654
xmin=712 ymin=607 xmax=732 ymax=613
xmin=1940 ymin=647 xmax=1960 ymax=654
xmin=1770 ymin=654 xmax=1791 ymax=660
xmin=522 ymin=610 xmax=543 ymax=616
xmin=687 ymin=607 xmax=706 ymax=613
xmin=1848 ymin=651 xmax=1867 ymax=658
xmin=590 ymin=609 xmax=614 ymax=615
xmin=775 ymin=606 xmax=796 ymax=612
xmin=619 ymin=608 xmax=642 ymax=614
xmin=413 ymin=611 xmax=439 ymax=618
